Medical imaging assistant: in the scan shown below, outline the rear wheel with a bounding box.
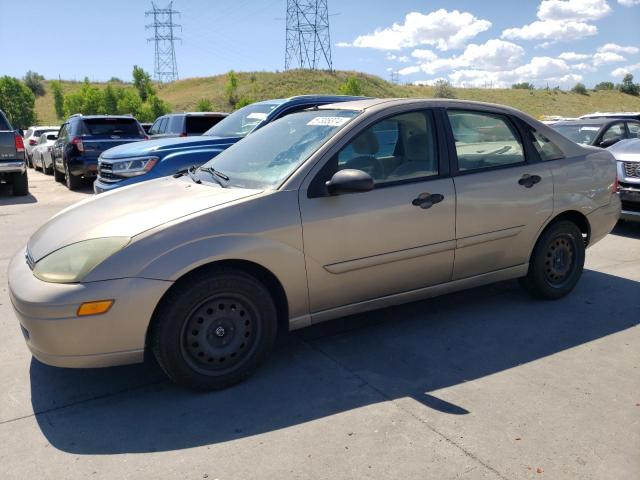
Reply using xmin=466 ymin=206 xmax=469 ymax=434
xmin=53 ymin=161 xmax=65 ymax=182
xmin=150 ymin=268 xmax=278 ymax=390
xmin=64 ymin=161 xmax=82 ymax=190
xmin=11 ymin=171 xmax=28 ymax=196
xmin=44 ymin=158 xmax=53 ymax=175
xmin=519 ymin=220 xmax=585 ymax=299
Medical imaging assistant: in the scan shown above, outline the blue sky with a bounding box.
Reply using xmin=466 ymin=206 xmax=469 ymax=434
xmin=0 ymin=0 xmax=638 ymax=88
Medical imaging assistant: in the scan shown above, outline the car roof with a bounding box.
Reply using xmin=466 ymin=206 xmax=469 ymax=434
xmin=162 ymin=112 xmax=229 ymax=117
xmin=70 ymin=115 xmax=138 ymax=121
xmin=553 ymin=118 xmax=625 ymax=127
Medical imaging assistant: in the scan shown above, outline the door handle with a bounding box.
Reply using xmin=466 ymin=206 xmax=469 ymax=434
xmin=518 ymin=174 xmax=541 ymax=188
xmin=412 ymin=192 xmax=444 ymax=209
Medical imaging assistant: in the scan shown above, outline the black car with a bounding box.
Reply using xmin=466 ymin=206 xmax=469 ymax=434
xmin=552 ymin=118 xmax=640 ymax=148
xmin=148 ymin=112 xmax=228 ymax=139
xmin=51 ymin=114 xmax=147 ymax=190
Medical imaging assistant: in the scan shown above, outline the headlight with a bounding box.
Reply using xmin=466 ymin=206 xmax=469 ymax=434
xmin=109 ymin=156 xmax=158 ymax=177
xmin=33 ymin=237 xmax=130 ymax=283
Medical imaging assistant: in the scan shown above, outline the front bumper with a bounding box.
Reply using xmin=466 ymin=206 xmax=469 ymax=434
xmin=8 ymin=247 xmax=172 ymax=368
xmin=619 ymin=186 xmax=640 ymax=222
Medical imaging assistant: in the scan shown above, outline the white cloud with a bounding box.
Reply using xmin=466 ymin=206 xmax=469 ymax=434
xmin=593 ymin=51 xmax=626 ymax=65
xmin=336 ymin=9 xmax=491 ymax=51
xmin=612 ymin=63 xmax=640 ymax=77
xmin=399 ymin=40 xmax=525 ymax=76
xmin=502 ymin=20 xmax=597 ymax=42
xmin=538 ymin=0 xmax=612 ymax=21
xmin=559 ymin=51 xmax=591 ymax=60
xmin=502 ymin=0 xmax=611 ymax=42
xmin=386 ymin=53 xmax=411 ymax=63
xmin=572 ymin=62 xmax=597 ymax=71
xmin=398 ymin=66 xmax=421 ymax=75
xmin=598 ymin=43 xmax=640 ymax=54
xmin=618 ymin=0 xmax=640 ymax=6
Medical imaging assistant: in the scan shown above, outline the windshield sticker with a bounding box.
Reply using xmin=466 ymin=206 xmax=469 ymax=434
xmin=580 ymin=126 xmax=600 ymax=131
xmin=307 ymin=116 xmax=350 ymax=127
xmin=247 ymin=112 xmax=268 ymax=121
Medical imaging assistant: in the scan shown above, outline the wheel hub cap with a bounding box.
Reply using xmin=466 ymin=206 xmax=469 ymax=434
xmin=544 ymin=236 xmax=575 ymax=285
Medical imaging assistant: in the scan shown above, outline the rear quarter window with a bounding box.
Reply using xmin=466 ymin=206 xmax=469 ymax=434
xmin=186 ymin=116 xmax=225 ymax=134
xmin=168 ymin=116 xmax=184 ymax=134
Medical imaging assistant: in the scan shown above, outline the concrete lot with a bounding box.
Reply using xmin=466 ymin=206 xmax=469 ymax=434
xmin=0 ymin=170 xmax=638 ymax=480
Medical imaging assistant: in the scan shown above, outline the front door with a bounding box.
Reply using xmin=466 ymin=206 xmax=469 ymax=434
xmin=299 ymin=109 xmax=456 ymax=314
xmin=445 ymin=109 xmax=554 ymax=279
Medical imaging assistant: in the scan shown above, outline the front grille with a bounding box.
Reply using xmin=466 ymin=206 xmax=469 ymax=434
xmin=97 ymin=160 xmax=123 ymax=183
xmin=623 ymin=162 xmax=640 ymax=178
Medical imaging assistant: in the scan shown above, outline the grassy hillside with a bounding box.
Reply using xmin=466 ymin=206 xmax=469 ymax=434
xmin=35 ymin=70 xmax=640 ymax=124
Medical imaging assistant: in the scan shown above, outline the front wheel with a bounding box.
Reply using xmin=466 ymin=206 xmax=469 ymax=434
xmin=519 ymin=220 xmax=585 ymax=300
xmin=150 ymin=268 xmax=278 ymax=390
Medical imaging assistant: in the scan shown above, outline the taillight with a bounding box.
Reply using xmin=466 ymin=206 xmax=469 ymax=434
xmin=29 ymin=139 xmax=38 ymax=146
xmin=71 ymin=136 xmax=84 ymax=152
xmin=15 ymin=133 xmax=25 ymax=153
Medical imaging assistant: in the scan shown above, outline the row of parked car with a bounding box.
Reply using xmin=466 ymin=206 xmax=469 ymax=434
xmin=8 ymin=96 xmax=625 ymax=390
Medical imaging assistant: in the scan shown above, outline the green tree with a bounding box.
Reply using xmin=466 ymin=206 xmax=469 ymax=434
xmin=225 ymin=70 xmax=239 ymax=108
xmin=132 ymin=65 xmax=155 ymax=102
xmin=619 ymin=73 xmax=639 ymax=96
xmin=0 ymin=76 xmax=36 ymax=127
xmin=512 ymin=82 xmax=534 ymax=90
xmin=196 ymin=98 xmax=213 ymax=111
xmin=571 ymin=82 xmax=588 ymax=95
xmin=50 ymin=80 xmax=65 ymax=119
xmin=432 ymin=80 xmax=456 ymax=99
xmin=339 ymin=77 xmax=362 ymax=96
xmin=117 ymin=89 xmax=142 ymax=117
xmin=146 ymin=94 xmax=170 ymax=119
xmin=103 ymin=85 xmax=120 ymax=114
xmin=594 ymin=81 xmax=615 ymax=91
xmin=23 ymin=71 xmax=46 ymax=97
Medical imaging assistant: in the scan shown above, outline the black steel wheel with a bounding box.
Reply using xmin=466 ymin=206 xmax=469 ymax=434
xmin=520 ymin=220 xmax=585 ymax=299
xmin=150 ymin=267 xmax=278 ymax=390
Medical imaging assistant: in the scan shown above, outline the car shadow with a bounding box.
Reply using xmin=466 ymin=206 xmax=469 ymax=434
xmin=611 ymin=221 xmax=640 ymax=239
xmin=0 ymin=184 xmax=37 ymax=204
xmin=30 ymin=269 xmax=639 ymax=454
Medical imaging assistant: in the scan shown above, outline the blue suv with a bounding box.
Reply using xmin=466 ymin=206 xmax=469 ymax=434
xmin=52 ymin=115 xmax=147 ymax=190
xmin=94 ymin=95 xmax=365 ymax=193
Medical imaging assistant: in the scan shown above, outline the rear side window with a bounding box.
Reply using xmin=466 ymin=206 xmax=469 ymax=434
xmin=626 ymin=122 xmax=640 ymax=139
xmin=80 ymin=119 xmax=141 ymax=137
xmin=448 ymin=110 xmax=525 ymax=172
xmin=186 ymin=116 xmax=225 ymax=134
xmin=602 ymin=123 xmax=626 ymax=143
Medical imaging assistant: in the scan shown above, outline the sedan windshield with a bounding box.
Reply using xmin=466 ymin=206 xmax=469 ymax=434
xmin=199 ymin=109 xmax=358 ymax=189
xmin=552 ymin=123 xmax=601 ymax=145
xmin=203 ymin=102 xmax=281 ymax=138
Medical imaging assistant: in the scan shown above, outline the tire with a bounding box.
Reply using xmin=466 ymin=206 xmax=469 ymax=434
xmin=12 ymin=170 xmax=28 ymax=196
xmin=150 ymin=267 xmax=278 ymax=390
xmin=519 ymin=220 xmax=585 ymax=300
xmin=34 ymin=153 xmax=42 ymax=171
xmin=26 ymin=153 xmax=33 ymax=168
xmin=53 ymin=162 xmax=65 ymax=182
xmin=44 ymin=159 xmax=53 ymax=175
xmin=64 ymin=161 xmax=82 ymax=190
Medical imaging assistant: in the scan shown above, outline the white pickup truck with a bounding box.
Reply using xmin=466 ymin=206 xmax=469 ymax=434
xmin=0 ymin=110 xmax=28 ymax=196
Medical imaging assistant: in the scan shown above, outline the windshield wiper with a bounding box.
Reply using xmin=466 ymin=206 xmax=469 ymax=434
xmin=198 ymin=166 xmax=230 ymax=187
xmin=173 ymin=165 xmax=202 ymax=184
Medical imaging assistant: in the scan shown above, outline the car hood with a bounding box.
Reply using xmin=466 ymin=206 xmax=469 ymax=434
xmin=28 ymin=177 xmax=261 ymax=262
xmin=101 ymin=135 xmax=240 ymax=159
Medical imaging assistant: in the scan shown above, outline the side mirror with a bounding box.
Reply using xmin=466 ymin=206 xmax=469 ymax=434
xmin=325 ymin=169 xmax=374 ymax=195
xmin=599 ymin=138 xmax=620 ymax=148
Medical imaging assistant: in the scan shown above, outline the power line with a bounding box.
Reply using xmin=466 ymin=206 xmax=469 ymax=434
xmin=146 ymin=2 xmax=181 ymax=83
xmin=285 ymin=0 xmax=333 ymax=71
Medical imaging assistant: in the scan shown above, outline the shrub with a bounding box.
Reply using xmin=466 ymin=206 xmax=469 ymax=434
xmin=196 ymin=99 xmax=213 ymax=111
xmin=571 ymin=83 xmax=588 ymax=95
xmin=594 ymin=81 xmax=614 ymax=91
xmin=236 ymin=98 xmax=254 ymax=109
xmin=339 ymin=77 xmax=362 ymax=96
xmin=512 ymin=82 xmax=534 ymax=90
xmin=23 ymin=71 xmax=46 ymax=97
xmin=50 ymin=80 xmax=65 ymax=119
xmin=619 ymin=73 xmax=639 ymax=96
xmin=132 ymin=65 xmax=155 ymax=102
xmin=432 ymin=80 xmax=455 ymax=99
xmin=226 ymin=70 xmax=239 ymax=108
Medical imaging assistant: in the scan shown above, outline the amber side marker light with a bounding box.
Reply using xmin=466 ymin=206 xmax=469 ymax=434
xmin=77 ymin=300 xmax=114 ymax=317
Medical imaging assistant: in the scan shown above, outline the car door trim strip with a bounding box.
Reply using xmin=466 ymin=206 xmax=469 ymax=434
xmin=456 ymin=225 xmax=524 ymax=249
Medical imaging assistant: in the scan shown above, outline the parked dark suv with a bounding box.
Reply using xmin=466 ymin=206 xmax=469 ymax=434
xmin=52 ymin=114 xmax=147 ymax=190
xmin=148 ymin=112 xmax=228 ymax=139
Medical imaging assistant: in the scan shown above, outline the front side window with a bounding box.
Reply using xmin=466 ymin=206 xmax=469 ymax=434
xmin=334 ymin=111 xmax=439 ymax=184
xmin=628 ymin=122 xmax=640 ymax=138
xmin=448 ymin=111 xmax=525 ymax=172
xmin=199 ymin=109 xmax=358 ymax=189
xmin=601 ymin=123 xmax=626 ymax=143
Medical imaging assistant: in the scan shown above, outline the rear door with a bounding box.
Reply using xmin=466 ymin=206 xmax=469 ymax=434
xmin=299 ymin=108 xmax=456 ymax=314
xmin=446 ymin=109 xmax=554 ymax=279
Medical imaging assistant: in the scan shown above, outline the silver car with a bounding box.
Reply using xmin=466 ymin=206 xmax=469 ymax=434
xmin=608 ymin=138 xmax=640 ymax=222
xmin=8 ymin=99 xmax=621 ymax=390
